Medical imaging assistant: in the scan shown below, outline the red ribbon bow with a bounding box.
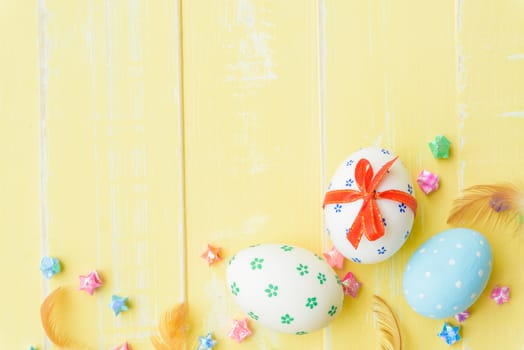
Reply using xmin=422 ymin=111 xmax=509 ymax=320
xmin=323 ymin=157 xmax=417 ymax=249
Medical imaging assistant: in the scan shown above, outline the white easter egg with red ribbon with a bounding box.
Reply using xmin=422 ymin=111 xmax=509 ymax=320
xmin=323 ymin=147 xmax=417 ymax=264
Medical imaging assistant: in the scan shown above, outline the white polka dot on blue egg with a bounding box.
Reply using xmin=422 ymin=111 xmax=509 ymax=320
xmin=402 ymin=228 xmax=492 ymax=318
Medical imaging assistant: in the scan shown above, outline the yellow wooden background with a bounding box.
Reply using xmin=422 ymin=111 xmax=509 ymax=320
xmin=1 ymin=0 xmax=524 ymax=349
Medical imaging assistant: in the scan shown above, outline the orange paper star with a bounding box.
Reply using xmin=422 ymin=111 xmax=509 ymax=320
xmin=323 ymin=246 xmax=345 ymax=270
xmin=201 ymin=244 xmax=222 ymax=266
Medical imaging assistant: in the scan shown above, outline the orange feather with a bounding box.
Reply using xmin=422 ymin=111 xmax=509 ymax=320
xmin=373 ymin=295 xmax=402 ymax=350
xmin=40 ymin=287 xmax=74 ymax=348
xmin=151 ymin=303 xmax=187 ymax=350
xmin=447 ymin=184 xmax=524 ymax=231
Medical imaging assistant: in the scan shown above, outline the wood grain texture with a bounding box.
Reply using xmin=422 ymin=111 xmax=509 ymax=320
xmin=1 ymin=0 xmax=524 ymax=349
xmin=324 ymin=1 xmax=460 ymax=349
xmin=182 ymin=0 xmax=322 ymax=348
xmin=38 ymin=0 xmax=185 ymax=348
xmin=0 ymin=2 xmax=41 ymax=348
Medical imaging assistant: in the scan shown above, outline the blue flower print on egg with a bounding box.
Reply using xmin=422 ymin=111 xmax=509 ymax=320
xmin=377 ymin=247 xmax=387 ymax=255
xmin=351 ymin=257 xmax=362 ymax=263
xmin=382 ymin=217 xmax=387 ymax=227
xmin=381 ymin=149 xmax=390 ymax=155
xmin=345 ymin=179 xmax=354 ymax=187
xmin=334 ymin=204 xmax=342 ymax=213
xmin=407 ymin=184 xmax=413 ymax=195
xmin=346 ymin=159 xmax=354 ymax=167
xmin=399 ymin=203 xmax=407 ymax=213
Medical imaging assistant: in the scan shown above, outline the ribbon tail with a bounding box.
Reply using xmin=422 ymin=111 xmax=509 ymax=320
xmin=369 ymin=156 xmax=398 ymax=191
xmin=347 ymin=209 xmax=365 ymax=249
xmin=364 ymin=200 xmax=385 ymax=242
xmin=378 ymin=189 xmax=418 ymax=215
xmin=323 ymin=189 xmax=362 ymax=208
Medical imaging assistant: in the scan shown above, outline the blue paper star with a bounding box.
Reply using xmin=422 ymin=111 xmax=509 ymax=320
xmin=197 ymin=332 xmax=217 ymax=349
xmin=40 ymin=256 xmax=61 ymax=279
xmin=438 ymin=322 xmax=461 ymax=345
xmin=109 ymin=294 xmax=129 ymax=316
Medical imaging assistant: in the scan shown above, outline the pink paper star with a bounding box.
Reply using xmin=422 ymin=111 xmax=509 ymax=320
xmin=113 ymin=342 xmax=130 ymax=350
xmin=341 ymin=271 xmax=362 ymax=298
xmin=417 ymin=170 xmax=439 ymax=194
xmin=323 ymin=246 xmax=344 ymax=270
xmin=228 ymin=318 xmax=252 ymax=343
xmin=454 ymin=309 xmax=470 ymax=323
xmin=490 ymin=285 xmax=510 ymax=305
xmin=78 ymin=270 xmax=103 ymax=295
xmin=201 ymin=244 xmax=222 ymax=266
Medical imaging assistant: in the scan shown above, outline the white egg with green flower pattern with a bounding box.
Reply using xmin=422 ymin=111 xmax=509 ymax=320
xmin=226 ymin=244 xmax=344 ymax=334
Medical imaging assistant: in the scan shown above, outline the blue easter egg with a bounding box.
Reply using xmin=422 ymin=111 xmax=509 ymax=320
xmin=402 ymin=228 xmax=492 ymax=318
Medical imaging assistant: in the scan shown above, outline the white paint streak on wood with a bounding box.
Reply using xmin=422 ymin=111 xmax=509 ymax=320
xmin=456 ymin=44 xmax=466 ymax=93
xmin=368 ymin=0 xmax=373 ymax=56
xmin=455 ymin=0 xmax=465 ymax=94
xmin=242 ymin=213 xmax=268 ymax=235
xmin=92 ymin=123 xmax=105 ymax=349
xmin=384 ymin=73 xmax=393 ymax=148
xmin=225 ymin=0 xmax=277 ymax=85
xmin=105 ymin=0 xmax=114 ymax=122
xmin=456 ymin=0 xmax=463 ymax=32
xmin=318 ymin=2 xmax=333 ymax=349
xmin=456 ymin=0 xmax=466 ymax=195
xmin=318 ymin=0 xmax=328 ymax=251
xmin=87 ymin=1 xmax=106 ymax=345
xmin=238 ymin=112 xmax=268 ymax=174
xmin=373 ymin=134 xmax=384 ymax=148
xmin=507 ymin=53 xmax=524 ymax=60
xmin=37 ymin=0 xmax=50 ymax=347
xmin=499 ymin=111 xmax=524 ymax=118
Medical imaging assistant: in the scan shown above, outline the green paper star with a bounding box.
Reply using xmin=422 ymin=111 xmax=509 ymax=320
xmin=428 ymin=135 xmax=451 ymax=159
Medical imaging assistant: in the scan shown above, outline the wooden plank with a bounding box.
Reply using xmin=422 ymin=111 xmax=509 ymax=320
xmin=0 ymin=2 xmax=41 ymax=348
xmin=182 ymin=0 xmax=322 ymax=348
xmin=323 ymin=1 xmax=459 ymax=349
xmin=457 ymin=1 xmax=524 ymax=348
xmin=41 ymin=0 xmax=184 ymax=348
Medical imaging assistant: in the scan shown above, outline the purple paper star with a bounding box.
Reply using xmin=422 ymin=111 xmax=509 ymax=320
xmin=490 ymin=285 xmax=510 ymax=305
xmin=228 ymin=318 xmax=252 ymax=343
xmin=323 ymin=246 xmax=344 ymax=270
xmin=454 ymin=309 xmax=470 ymax=323
xmin=341 ymin=271 xmax=362 ymax=298
xmin=78 ymin=270 xmax=103 ymax=295
xmin=438 ymin=322 xmax=461 ymax=345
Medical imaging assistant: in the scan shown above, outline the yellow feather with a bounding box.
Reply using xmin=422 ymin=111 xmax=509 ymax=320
xmin=40 ymin=287 xmax=74 ymax=348
xmin=151 ymin=303 xmax=187 ymax=350
xmin=373 ymin=295 xmax=402 ymax=350
xmin=447 ymin=184 xmax=524 ymax=231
